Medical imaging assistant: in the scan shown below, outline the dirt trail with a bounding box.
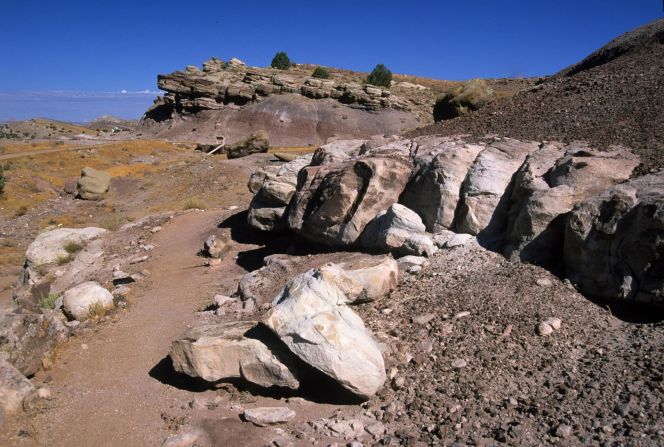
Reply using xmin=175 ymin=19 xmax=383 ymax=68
xmin=22 ymin=210 xmax=232 ymax=446
xmin=0 ymin=141 xmax=116 ymax=161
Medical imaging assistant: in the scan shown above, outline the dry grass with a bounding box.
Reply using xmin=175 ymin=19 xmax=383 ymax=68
xmin=182 ymin=196 xmax=207 ymax=210
xmin=99 ymin=214 xmax=125 ymax=231
xmin=63 ymin=240 xmax=83 ymax=254
xmin=87 ymin=301 xmax=110 ymax=319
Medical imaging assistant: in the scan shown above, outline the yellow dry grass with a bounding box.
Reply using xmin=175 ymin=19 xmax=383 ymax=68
xmin=0 ymin=140 xmax=183 ymax=219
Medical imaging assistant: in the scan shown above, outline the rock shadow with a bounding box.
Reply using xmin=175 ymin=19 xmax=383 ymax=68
xmin=218 ymin=210 xmax=333 ymax=272
xmin=149 ymin=356 xmax=218 ymax=392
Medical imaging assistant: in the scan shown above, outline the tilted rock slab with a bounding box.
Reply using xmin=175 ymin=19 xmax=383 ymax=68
xmin=453 ymin=138 xmax=540 ymax=238
xmin=564 ymin=171 xmax=664 ymax=305
xmin=264 ymin=267 xmax=386 ymax=398
xmin=170 ymin=321 xmax=300 ymax=389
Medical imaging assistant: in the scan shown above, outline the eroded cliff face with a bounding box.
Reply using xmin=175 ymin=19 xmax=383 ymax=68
xmin=138 ymin=58 xmax=430 ymax=146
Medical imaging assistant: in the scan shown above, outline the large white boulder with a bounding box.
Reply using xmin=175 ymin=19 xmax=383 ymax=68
xmin=62 ymin=281 xmax=114 ymax=321
xmin=360 ymin=204 xmax=436 ymax=257
xmin=264 ymin=268 xmax=386 ymax=399
xmin=335 ymin=255 xmax=398 ymax=303
xmin=25 ymin=227 xmax=107 ymax=269
xmin=170 ymin=321 xmax=300 ymax=389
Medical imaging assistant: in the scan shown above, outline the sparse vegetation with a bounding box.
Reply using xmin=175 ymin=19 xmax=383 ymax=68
xmin=0 ymin=165 xmax=5 ymax=197
xmin=56 ymin=254 xmax=72 ymax=266
xmin=39 ymin=292 xmax=60 ymax=309
xmin=311 ymin=66 xmax=331 ymax=79
xmin=366 ymin=64 xmax=393 ymax=88
xmin=14 ymin=205 xmax=28 ymax=217
xmin=182 ymin=196 xmax=207 ymax=210
xmin=63 ymin=240 xmax=83 ymax=254
xmin=88 ymin=301 xmax=109 ymax=319
xmin=99 ymin=214 xmax=125 ymax=231
xmin=271 ymin=51 xmax=292 ymax=70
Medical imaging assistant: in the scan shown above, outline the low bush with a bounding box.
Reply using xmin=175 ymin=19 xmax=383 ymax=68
xmin=366 ymin=64 xmax=393 ymax=88
xmin=271 ymin=51 xmax=292 ymax=70
xmin=311 ymin=66 xmax=331 ymax=79
xmin=39 ymin=292 xmax=60 ymax=309
xmin=182 ymin=197 xmax=208 ymax=210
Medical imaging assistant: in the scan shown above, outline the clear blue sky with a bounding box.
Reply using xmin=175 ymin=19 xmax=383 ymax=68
xmin=0 ymin=0 xmax=661 ymax=121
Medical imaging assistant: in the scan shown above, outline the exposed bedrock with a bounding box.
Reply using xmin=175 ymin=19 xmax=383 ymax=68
xmin=246 ymin=135 xmax=656 ymax=306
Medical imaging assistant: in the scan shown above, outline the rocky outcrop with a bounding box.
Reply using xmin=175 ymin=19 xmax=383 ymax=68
xmin=62 ymin=281 xmax=114 ymax=321
xmin=139 ymin=60 xmax=423 ymax=146
xmin=0 ymin=313 xmax=67 ymax=377
xmin=503 ymin=145 xmax=639 ymax=265
xmin=286 ymin=140 xmax=414 ymax=246
xmin=247 ymin=154 xmax=313 ymax=232
xmin=564 ymin=171 xmax=664 ymax=305
xmin=170 ymin=321 xmax=300 ymax=389
xmin=433 ymin=79 xmax=495 ymax=121
xmin=264 ymin=267 xmax=387 ymax=398
xmin=76 ymin=167 xmax=111 ymax=200
xmin=245 ymin=135 xmax=658 ymax=306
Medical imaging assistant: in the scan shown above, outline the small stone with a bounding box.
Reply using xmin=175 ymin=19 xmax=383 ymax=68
xmin=365 ymin=421 xmax=386 ymax=438
xmin=36 ymin=387 xmax=52 ymax=399
xmin=556 ymin=424 xmax=572 ymax=438
xmin=412 ymin=313 xmax=435 ymax=325
xmin=536 ymin=277 xmax=553 ymax=287
xmin=391 ymin=376 xmax=405 ymax=390
xmin=81 ymin=344 xmax=88 ymax=350
xmin=452 ymin=358 xmax=467 ymax=369
xmin=161 ymin=431 xmax=202 ymax=447
xmin=150 ymin=226 xmax=162 ymax=233
xmin=129 ymin=255 xmax=149 ymax=264
xmin=243 ymin=407 xmax=296 ymax=426
xmin=381 ymin=308 xmax=393 ymax=315
xmin=537 ymin=322 xmax=554 ymax=336
xmin=614 ymin=402 xmax=630 ymax=416
xmin=544 ymin=317 xmax=562 ymax=331
xmin=454 ymin=311 xmax=470 ymax=319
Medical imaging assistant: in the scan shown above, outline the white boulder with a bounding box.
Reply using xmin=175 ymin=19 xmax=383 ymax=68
xmin=62 ymin=281 xmax=114 ymax=321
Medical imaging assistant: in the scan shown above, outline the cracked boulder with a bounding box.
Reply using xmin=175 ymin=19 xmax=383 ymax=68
xmin=170 ymin=321 xmax=300 ymax=389
xmin=564 ymin=171 xmax=664 ymax=305
xmin=264 ymin=267 xmax=386 ymax=399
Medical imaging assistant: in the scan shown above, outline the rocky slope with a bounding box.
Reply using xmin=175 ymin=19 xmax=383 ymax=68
xmin=409 ymin=18 xmax=664 ymax=175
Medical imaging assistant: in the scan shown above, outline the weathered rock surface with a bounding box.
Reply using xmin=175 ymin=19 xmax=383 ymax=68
xmin=170 ymin=321 xmax=300 ymax=389
xmin=433 ymin=78 xmax=495 ymax=121
xmin=62 ymin=281 xmax=114 ymax=321
xmin=402 ymin=137 xmax=484 ymax=232
xmin=503 ymin=144 xmax=639 ymax=265
xmin=335 ymin=255 xmax=398 ymax=303
xmin=0 ymin=313 xmax=67 ymax=377
xmin=360 ymin=204 xmax=436 ymax=257
xmin=287 ymin=141 xmax=414 ymax=246
xmin=0 ymin=359 xmax=35 ymax=415
xmin=243 ymin=407 xmax=296 ymax=426
xmin=564 ymin=171 xmax=664 ymax=305
xmin=264 ymin=268 xmax=386 ymax=398
xmin=24 ymin=227 xmax=107 ymax=272
xmin=247 ymin=154 xmax=312 ymax=232
xmin=453 ymin=138 xmax=540 ymax=239
xmin=76 ymin=167 xmax=111 ymax=200
xmin=226 ymin=130 xmax=269 ymax=159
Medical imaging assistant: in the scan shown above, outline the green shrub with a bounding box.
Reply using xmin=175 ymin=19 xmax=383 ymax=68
xmin=366 ymin=64 xmax=393 ymax=88
xmin=311 ymin=66 xmax=331 ymax=79
xmin=39 ymin=292 xmax=60 ymax=309
xmin=271 ymin=51 xmax=292 ymax=70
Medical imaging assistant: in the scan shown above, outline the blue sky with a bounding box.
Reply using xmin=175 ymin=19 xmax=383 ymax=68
xmin=0 ymin=0 xmax=661 ymax=122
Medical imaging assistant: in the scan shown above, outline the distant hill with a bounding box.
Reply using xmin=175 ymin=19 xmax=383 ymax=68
xmin=409 ymin=18 xmax=664 ymax=175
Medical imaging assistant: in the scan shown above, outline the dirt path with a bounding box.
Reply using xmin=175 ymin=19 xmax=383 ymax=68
xmin=21 ymin=210 xmax=233 ymax=446
xmin=0 ymin=141 xmax=118 ymax=161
